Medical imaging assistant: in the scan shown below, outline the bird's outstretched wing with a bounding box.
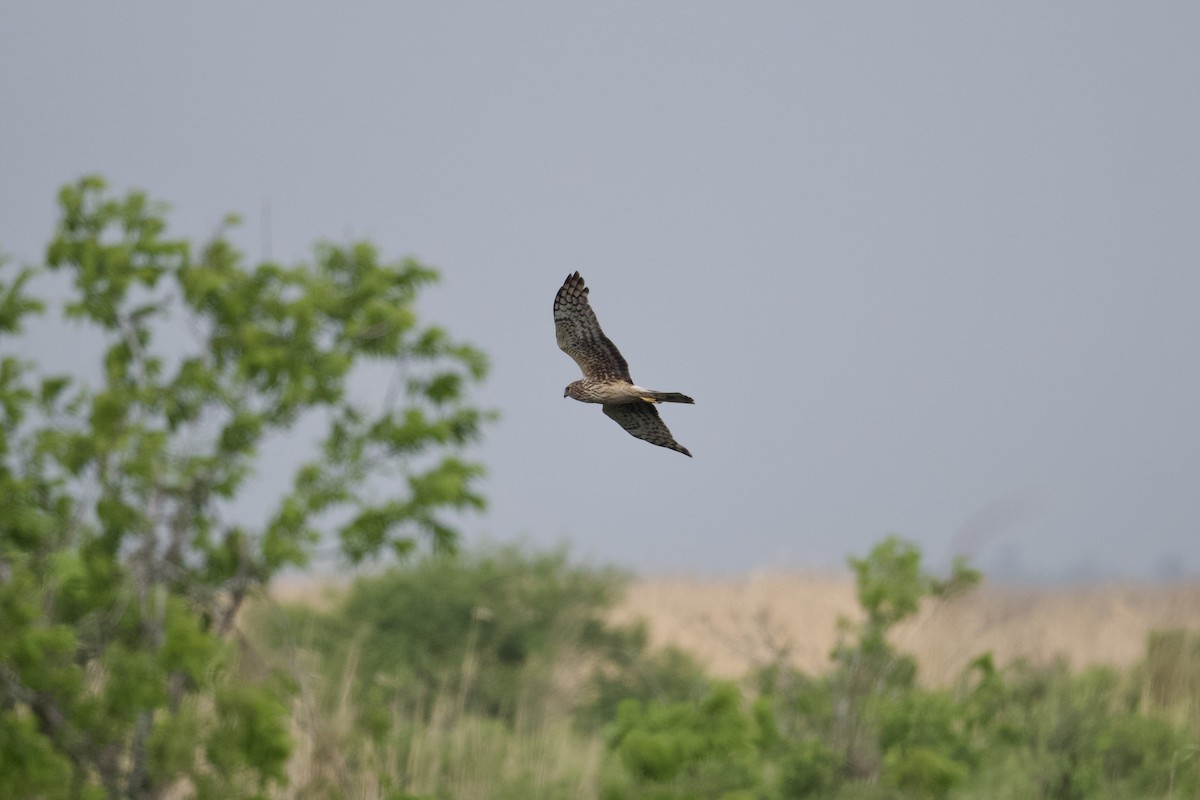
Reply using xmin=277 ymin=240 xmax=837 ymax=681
xmin=554 ymin=272 xmax=631 ymax=380
xmin=603 ymin=403 xmax=692 ymax=457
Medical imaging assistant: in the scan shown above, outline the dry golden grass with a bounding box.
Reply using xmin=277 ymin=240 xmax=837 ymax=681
xmin=271 ymin=572 xmax=1200 ymax=685
xmin=612 ymin=572 xmax=1200 ymax=684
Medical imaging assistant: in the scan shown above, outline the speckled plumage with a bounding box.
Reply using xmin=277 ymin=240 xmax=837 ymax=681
xmin=554 ymin=271 xmax=694 ymax=457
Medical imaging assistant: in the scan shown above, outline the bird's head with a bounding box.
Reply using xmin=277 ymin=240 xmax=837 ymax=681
xmin=563 ymin=381 xmax=581 ymax=400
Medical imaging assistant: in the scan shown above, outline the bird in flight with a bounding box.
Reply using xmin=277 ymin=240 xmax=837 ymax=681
xmin=554 ymin=271 xmax=694 ymax=457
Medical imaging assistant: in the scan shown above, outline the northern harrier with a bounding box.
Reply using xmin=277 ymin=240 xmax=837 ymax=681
xmin=554 ymin=271 xmax=694 ymax=457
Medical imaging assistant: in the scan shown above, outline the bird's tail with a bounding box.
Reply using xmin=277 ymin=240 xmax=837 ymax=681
xmin=644 ymin=391 xmax=695 ymax=404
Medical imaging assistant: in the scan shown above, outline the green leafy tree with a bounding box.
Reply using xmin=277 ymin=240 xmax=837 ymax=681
xmin=747 ymin=537 xmax=981 ymax=797
xmin=827 ymin=537 xmax=980 ymax=782
xmin=0 ymin=177 xmax=493 ymax=798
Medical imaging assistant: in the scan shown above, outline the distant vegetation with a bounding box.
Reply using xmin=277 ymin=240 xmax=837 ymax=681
xmin=2 ymin=179 xmax=1197 ymax=799
xmin=248 ymin=539 xmax=1200 ymax=800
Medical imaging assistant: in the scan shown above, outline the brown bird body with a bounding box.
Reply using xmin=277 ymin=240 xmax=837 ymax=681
xmin=553 ymin=272 xmax=694 ymax=457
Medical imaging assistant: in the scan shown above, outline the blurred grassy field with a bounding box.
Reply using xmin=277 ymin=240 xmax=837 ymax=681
xmin=614 ymin=573 xmax=1200 ymax=682
xmin=276 ymin=571 xmax=1200 ymax=683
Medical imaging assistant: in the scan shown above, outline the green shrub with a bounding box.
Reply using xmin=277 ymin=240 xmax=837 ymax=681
xmin=582 ymin=641 xmax=712 ymax=730
xmin=778 ymin=737 xmax=841 ymax=797
xmin=882 ymin=745 xmax=969 ymax=799
xmin=259 ymin=545 xmax=627 ymax=726
xmin=876 ymin=690 xmax=974 ymax=770
xmin=1096 ymin=712 xmax=1187 ymax=794
xmin=606 ymin=682 xmax=761 ymax=798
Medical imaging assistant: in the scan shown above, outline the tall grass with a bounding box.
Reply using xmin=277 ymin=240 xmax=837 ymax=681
xmin=276 ymin=632 xmax=605 ymax=800
xmin=251 ymin=548 xmax=621 ymax=799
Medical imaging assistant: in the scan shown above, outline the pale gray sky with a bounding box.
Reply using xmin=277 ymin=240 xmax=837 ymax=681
xmin=2 ymin=4 xmax=1198 ymax=580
